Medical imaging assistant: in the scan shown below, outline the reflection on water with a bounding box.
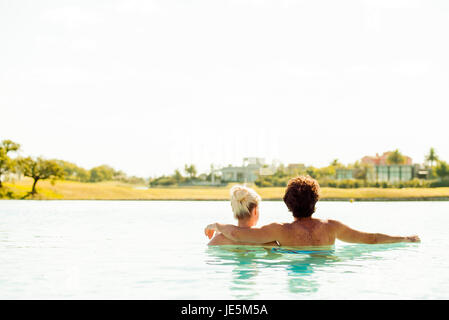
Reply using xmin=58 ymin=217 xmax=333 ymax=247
xmin=205 ymin=243 xmax=412 ymax=298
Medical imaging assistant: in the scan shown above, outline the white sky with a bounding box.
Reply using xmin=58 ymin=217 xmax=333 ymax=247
xmin=1 ymin=0 xmax=448 ymax=177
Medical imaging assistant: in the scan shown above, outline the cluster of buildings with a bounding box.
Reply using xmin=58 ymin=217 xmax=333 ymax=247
xmin=220 ymin=157 xmax=270 ymax=183
xmin=219 ymin=158 xmax=307 ymax=183
xmin=336 ymin=152 xmax=429 ymax=182
xmin=217 ymin=151 xmax=429 ymax=184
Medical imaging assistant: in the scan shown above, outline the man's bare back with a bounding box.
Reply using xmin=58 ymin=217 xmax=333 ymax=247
xmin=274 ymin=218 xmax=336 ymax=246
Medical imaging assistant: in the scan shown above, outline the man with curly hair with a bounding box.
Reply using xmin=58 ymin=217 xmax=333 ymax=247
xmin=205 ymin=176 xmax=420 ymax=246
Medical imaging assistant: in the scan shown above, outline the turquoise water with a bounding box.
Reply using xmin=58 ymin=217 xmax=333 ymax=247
xmin=0 ymin=200 xmax=448 ymax=299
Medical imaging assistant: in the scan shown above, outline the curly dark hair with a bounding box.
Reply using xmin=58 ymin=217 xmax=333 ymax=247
xmin=283 ymin=176 xmax=321 ymax=218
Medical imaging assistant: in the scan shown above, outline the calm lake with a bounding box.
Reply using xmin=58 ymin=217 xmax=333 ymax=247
xmin=0 ymin=200 xmax=448 ymax=299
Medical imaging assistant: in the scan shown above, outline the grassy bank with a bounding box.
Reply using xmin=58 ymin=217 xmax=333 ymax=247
xmin=2 ymin=178 xmax=449 ymax=201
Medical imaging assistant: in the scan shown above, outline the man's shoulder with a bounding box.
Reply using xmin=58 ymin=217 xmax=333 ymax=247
xmin=263 ymin=222 xmax=287 ymax=229
xmin=311 ymin=217 xmax=337 ymax=223
xmin=267 ymin=221 xmax=285 ymax=226
xmin=321 ymin=219 xmax=343 ymax=230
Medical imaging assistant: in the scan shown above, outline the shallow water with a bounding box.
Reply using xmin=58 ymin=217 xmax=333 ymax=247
xmin=0 ymin=200 xmax=448 ymax=299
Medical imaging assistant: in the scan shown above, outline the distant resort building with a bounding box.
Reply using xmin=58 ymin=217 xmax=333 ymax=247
xmin=220 ymin=157 xmax=266 ymax=183
xmin=361 ymin=152 xmax=412 ymax=166
xmin=336 ymin=168 xmax=354 ymax=180
xmin=220 ymin=152 xmax=430 ymax=184
xmin=371 ymin=165 xmax=414 ymax=182
xmin=220 ymin=159 xmax=307 ymax=183
xmin=362 ymin=151 xmax=414 ymax=182
xmin=336 ymin=151 xmax=423 ymax=182
xmin=336 ymin=165 xmax=416 ymax=182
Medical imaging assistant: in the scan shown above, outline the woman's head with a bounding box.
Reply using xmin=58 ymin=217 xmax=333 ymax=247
xmin=283 ymin=176 xmax=320 ymax=218
xmin=230 ymin=185 xmax=261 ymax=222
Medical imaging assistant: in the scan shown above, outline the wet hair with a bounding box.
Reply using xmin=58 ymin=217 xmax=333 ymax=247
xmin=283 ymin=176 xmax=320 ymax=218
xmin=230 ymin=185 xmax=261 ymax=220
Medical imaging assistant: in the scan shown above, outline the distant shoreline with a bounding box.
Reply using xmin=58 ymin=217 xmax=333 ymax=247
xmin=2 ymin=198 xmax=448 ymax=201
xmin=2 ymin=178 xmax=449 ymax=201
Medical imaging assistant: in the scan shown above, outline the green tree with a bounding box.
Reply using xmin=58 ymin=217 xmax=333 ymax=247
xmin=353 ymin=161 xmax=372 ymax=181
xmin=89 ymin=165 xmax=116 ymax=182
xmin=113 ymin=170 xmax=127 ymax=181
xmin=305 ymin=166 xmax=319 ymax=179
xmin=17 ymin=157 xmax=65 ymax=195
xmin=313 ymin=165 xmax=335 ymax=179
xmin=172 ymin=169 xmax=184 ymax=184
xmin=425 ymin=147 xmax=439 ymax=169
xmin=386 ymin=149 xmax=405 ymax=165
xmin=277 ymin=163 xmax=286 ymax=174
xmin=0 ymin=140 xmax=20 ymax=188
xmin=149 ymin=175 xmax=176 ymax=187
xmin=435 ymin=160 xmax=449 ymax=180
xmin=55 ymin=160 xmax=90 ymax=182
xmin=184 ymin=164 xmax=197 ymax=180
xmin=75 ymin=167 xmax=90 ymax=182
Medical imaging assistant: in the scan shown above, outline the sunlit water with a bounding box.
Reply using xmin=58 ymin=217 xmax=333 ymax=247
xmin=0 ymin=200 xmax=448 ymax=299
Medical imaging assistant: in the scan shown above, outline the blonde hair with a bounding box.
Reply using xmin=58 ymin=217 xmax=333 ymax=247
xmin=230 ymin=185 xmax=261 ymax=219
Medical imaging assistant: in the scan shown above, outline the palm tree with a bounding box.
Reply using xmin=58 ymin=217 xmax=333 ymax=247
xmin=330 ymin=159 xmax=341 ymax=167
xmin=425 ymin=147 xmax=439 ymax=169
xmin=184 ymin=164 xmax=197 ymax=180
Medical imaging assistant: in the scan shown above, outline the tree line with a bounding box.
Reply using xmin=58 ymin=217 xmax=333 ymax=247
xmin=0 ymin=139 xmax=145 ymax=196
xmin=2 ymin=139 xmax=449 ymax=194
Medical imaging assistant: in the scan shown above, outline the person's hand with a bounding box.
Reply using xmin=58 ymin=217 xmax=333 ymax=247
xmin=406 ymin=235 xmax=420 ymax=242
xmin=204 ymin=223 xmax=218 ymax=239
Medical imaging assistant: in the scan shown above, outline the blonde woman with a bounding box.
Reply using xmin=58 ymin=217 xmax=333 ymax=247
xmin=206 ymin=185 xmax=278 ymax=246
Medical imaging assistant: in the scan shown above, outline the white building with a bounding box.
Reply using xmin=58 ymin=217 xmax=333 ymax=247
xmin=220 ymin=157 xmax=265 ymax=183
